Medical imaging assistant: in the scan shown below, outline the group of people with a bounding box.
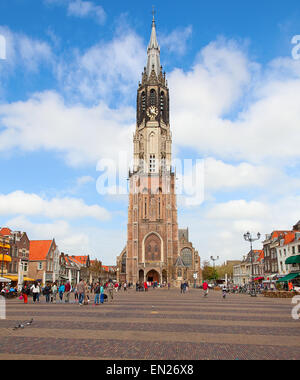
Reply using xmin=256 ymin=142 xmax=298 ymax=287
xmin=19 ymin=280 xmax=120 ymax=305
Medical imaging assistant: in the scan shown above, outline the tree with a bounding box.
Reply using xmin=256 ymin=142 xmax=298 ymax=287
xmin=216 ymin=262 xmax=235 ymax=280
xmin=202 ymin=260 xmax=218 ymax=282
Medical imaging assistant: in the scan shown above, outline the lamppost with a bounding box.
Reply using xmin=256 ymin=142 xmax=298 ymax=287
xmin=210 ymin=256 xmax=219 ymax=285
xmin=243 ymin=231 xmax=261 ymax=296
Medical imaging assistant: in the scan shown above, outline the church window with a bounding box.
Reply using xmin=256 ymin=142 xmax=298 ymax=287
xmin=160 ymin=92 xmax=165 ymax=113
xmin=181 ymin=248 xmax=193 ymax=267
xmin=149 ymin=154 xmax=156 ymax=173
xmin=150 ymin=89 xmax=157 ymax=106
xmin=141 ymin=92 xmax=146 ymax=112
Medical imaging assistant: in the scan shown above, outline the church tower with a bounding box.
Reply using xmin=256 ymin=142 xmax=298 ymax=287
xmin=117 ymin=15 xmax=202 ymax=287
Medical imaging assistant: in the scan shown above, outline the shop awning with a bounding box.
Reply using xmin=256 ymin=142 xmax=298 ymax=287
xmin=253 ymin=277 xmax=264 ymax=281
xmin=23 ymin=277 xmax=35 ymax=282
xmin=3 ymin=275 xmax=18 ymax=281
xmin=0 ymin=254 xmax=12 ymax=262
xmin=285 ymin=255 xmax=300 ymax=265
xmin=277 ymin=272 xmax=300 ymax=283
xmin=0 ymin=277 xmax=11 ymax=283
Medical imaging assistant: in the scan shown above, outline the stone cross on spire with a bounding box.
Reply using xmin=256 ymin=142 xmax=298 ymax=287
xmin=146 ymin=8 xmax=161 ymax=79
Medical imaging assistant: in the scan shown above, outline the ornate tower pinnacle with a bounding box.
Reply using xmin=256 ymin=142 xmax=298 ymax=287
xmin=146 ymin=11 xmax=161 ymax=79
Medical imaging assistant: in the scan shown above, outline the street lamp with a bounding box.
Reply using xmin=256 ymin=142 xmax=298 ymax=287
xmin=210 ymin=256 xmax=219 ymax=285
xmin=243 ymin=232 xmax=261 ymax=296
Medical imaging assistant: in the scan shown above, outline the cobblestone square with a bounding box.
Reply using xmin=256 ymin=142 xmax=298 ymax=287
xmin=0 ymin=288 xmax=299 ymax=360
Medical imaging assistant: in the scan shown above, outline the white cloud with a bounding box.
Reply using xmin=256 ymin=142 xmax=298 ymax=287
xmin=58 ymin=29 xmax=146 ymax=103
xmin=6 ymin=215 xmax=90 ymax=253
xmin=0 ymin=191 xmax=110 ymax=221
xmin=0 ymin=91 xmax=134 ymax=166
xmin=170 ymin=37 xmax=300 ymax=164
xmin=160 ymin=26 xmax=192 ymax=56
xmin=67 ymin=0 xmax=106 ymax=24
xmin=0 ymin=26 xmax=53 ymax=72
xmin=179 ymin=196 xmax=300 ymax=264
xmin=76 ymin=175 xmax=94 ymax=186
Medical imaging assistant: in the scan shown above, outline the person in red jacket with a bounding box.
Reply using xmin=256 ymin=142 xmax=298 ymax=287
xmin=144 ymin=281 xmax=148 ymax=292
xmin=203 ymin=282 xmax=209 ymax=297
xmin=65 ymin=281 xmax=71 ymax=303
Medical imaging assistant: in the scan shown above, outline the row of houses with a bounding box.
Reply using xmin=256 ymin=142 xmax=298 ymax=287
xmin=233 ymin=220 xmax=300 ymax=288
xmin=0 ymin=227 xmax=116 ymax=289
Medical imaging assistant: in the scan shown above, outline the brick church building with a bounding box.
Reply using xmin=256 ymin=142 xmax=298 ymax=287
xmin=117 ymin=16 xmax=202 ymax=287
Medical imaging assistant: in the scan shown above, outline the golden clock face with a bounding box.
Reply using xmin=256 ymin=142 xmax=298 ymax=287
xmin=147 ymin=106 xmax=158 ymax=119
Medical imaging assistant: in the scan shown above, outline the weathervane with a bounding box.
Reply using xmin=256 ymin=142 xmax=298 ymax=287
xmin=152 ymin=5 xmax=156 ymax=21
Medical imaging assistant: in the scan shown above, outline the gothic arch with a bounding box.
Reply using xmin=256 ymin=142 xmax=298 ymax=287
xmin=181 ymin=247 xmax=193 ymax=267
xmin=142 ymin=231 xmax=164 ymax=263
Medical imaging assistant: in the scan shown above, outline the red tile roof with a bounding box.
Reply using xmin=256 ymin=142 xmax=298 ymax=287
xmin=71 ymin=256 xmax=89 ymax=265
xmin=29 ymin=240 xmax=52 ymax=261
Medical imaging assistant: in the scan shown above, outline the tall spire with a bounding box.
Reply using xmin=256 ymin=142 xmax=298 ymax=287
xmin=146 ymin=9 xmax=161 ymax=79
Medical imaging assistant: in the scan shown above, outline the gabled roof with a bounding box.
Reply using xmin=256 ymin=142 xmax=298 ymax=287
xmin=175 ymin=255 xmax=186 ymax=267
xmin=0 ymin=227 xmax=12 ymax=236
xmin=70 ymin=255 xmax=89 ymax=265
xmin=29 ymin=240 xmax=52 ymax=261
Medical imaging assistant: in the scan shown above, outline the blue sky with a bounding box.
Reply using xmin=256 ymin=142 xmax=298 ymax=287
xmin=0 ymin=0 xmax=299 ymax=265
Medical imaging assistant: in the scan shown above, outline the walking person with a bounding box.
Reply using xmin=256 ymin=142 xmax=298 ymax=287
xmin=21 ymin=282 xmax=30 ymax=304
xmin=74 ymin=285 xmax=79 ymax=302
xmin=51 ymin=282 xmax=58 ymax=303
xmin=108 ymin=282 xmax=114 ymax=302
xmin=65 ymin=281 xmax=71 ymax=303
xmin=77 ymin=279 xmax=85 ymax=306
xmin=31 ymin=282 xmax=40 ymax=303
xmin=94 ymin=282 xmax=100 ymax=305
xmin=100 ymin=284 xmax=105 ymax=304
xmin=84 ymin=281 xmax=90 ymax=305
xmin=44 ymin=283 xmax=51 ymax=303
xmin=203 ymin=281 xmax=209 ymax=297
xmin=58 ymin=283 xmax=65 ymax=303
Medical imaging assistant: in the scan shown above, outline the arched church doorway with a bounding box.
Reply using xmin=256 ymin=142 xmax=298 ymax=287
xmin=147 ymin=270 xmax=160 ymax=283
xmin=139 ymin=269 xmax=144 ymax=283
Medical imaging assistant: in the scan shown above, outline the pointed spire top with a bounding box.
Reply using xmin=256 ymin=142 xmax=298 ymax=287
xmin=146 ymin=8 xmax=160 ymax=79
xmin=152 ymin=5 xmax=155 ymax=22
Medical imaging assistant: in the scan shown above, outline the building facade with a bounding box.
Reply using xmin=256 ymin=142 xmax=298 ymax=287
xmin=28 ymin=239 xmax=60 ymax=285
xmin=120 ymin=16 xmax=201 ymax=287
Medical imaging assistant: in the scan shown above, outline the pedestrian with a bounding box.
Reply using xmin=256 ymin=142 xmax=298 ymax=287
xmin=51 ymin=282 xmax=58 ymax=303
xmin=144 ymin=281 xmax=148 ymax=292
xmin=44 ymin=283 xmax=52 ymax=303
xmin=108 ymin=282 xmax=114 ymax=302
xmin=222 ymin=285 xmax=227 ymax=299
xmin=124 ymin=282 xmax=127 ymax=292
xmin=74 ymin=285 xmax=79 ymax=302
xmin=100 ymin=284 xmax=105 ymax=304
xmin=21 ymin=282 xmax=30 ymax=304
xmin=84 ymin=281 xmax=90 ymax=305
xmin=180 ymin=282 xmax=184 ymax=294
xmin=77 ymin=279 xmax=85 ymax=305
xmin=31 ymin=282 xmax=40 ymax=303
xmin=58 ymin=283 xmax=65 ymax=302
xmin=203 ymin=281 xmax=209 ymax=297
xmin=65 ymin=281 xmax=71 ymax=303
xmin=94 ymin=282 xmax=100 ymax=305
xmin=168 ymin=282 xmax=170 ymax=290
